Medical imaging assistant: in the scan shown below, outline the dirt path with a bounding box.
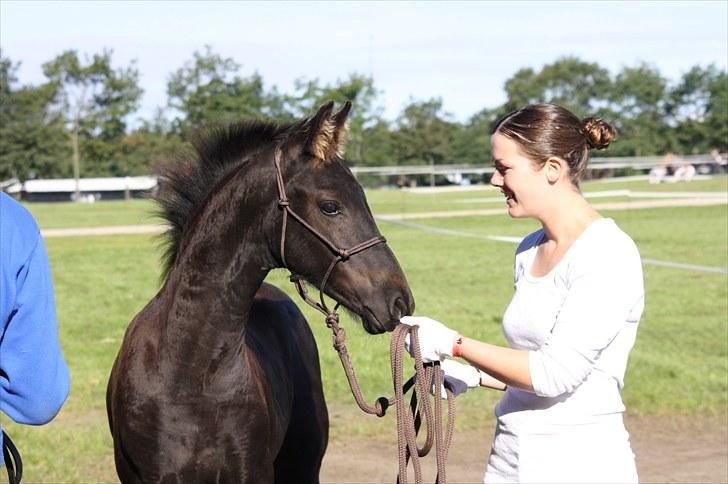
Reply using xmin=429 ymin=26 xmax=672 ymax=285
xmin=320 ymin=414 xmax=728 ymax=483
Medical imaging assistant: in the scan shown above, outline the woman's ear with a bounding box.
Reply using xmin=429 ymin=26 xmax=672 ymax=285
xmin=545 ymin=157 xmax=567 ymax=184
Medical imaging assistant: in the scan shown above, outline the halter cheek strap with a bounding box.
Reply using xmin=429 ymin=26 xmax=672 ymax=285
xmin=273 ymin=147 xmax=386 ymax=317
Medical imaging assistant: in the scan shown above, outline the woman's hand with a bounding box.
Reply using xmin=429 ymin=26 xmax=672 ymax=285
xmin=434 ymin=358 xmax=482 ymax=398
xmin=400 ymin=316 xmax=459 ymax=362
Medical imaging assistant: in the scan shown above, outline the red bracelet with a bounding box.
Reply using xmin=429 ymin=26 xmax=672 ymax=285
xmin=452 ymin=335 xmax=464 ymax=357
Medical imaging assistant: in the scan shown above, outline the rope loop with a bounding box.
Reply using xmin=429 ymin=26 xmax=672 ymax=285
xmin=338 ymin=249 xmax=350 ymax=261
xmin=375 ymin=396 xmax=390 ymax=417
xmin=277 ymin=198 xmax=289 ymax=208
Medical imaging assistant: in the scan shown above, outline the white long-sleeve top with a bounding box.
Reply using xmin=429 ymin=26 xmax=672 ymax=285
xmin=496 ymin=218 xmax=644 ymax=424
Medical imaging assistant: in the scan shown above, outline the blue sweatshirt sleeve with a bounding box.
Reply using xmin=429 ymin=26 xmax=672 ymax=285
xmin=1 ymin=200 xmax=70 ymax=425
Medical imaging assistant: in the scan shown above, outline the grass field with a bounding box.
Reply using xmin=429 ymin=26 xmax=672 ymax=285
xmin=5 ymin=175 xmax=727 ymax=482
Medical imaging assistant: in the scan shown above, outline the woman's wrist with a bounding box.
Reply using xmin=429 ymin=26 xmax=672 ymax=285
xmin=452 ymin=334 xmax=464 ymax=357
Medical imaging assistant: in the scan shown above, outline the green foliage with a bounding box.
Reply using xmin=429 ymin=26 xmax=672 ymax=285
xmin=167 ymin=45 xmax=273 ymax=132
xmin=41 ymin=49 xmax=143 ymax=177
xmin=393 ymin=98 xmax=459 ymax=167
xmin=607 ymin=64 xmax=671 ymax=156
xmin=504 ymin=57 xmax=612 ymax=116
xmin=669 ymin=65 xmax=728 ymax=153
xmin=116 ymin=113 xmax=185 ymax=175
xmin=0 ymin=51 xmax=71 ymax=180
xmin=288 ymin=73 xmax=382 ymax=166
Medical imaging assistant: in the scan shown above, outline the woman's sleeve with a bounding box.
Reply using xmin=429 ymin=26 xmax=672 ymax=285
xmin=0 ymin=234 xmax=70 ymax=424
xmin=528 ymin=242 xmax=643 ymax=398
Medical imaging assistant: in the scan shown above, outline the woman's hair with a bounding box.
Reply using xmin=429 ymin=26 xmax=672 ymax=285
xmin=491 ymin=103 xmax=617 ymax=186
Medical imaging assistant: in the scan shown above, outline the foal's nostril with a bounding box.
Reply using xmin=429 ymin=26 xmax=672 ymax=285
xmin=393 ymin=297 xmax=409 ymax=320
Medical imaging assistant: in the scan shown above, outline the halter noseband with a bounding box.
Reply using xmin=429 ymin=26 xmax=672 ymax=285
xmin=273 ymin=147 xmax=386 ymax=320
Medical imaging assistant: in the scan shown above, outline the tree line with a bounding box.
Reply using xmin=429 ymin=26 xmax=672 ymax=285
xmin=1 ymin=46 xmax=726 ymax=181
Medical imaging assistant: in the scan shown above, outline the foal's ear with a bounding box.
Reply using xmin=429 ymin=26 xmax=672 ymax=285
xmin=330 ymin=101 xmax=352 ymax=155
xmin=304 ymin=101 xmax=351 ymax=161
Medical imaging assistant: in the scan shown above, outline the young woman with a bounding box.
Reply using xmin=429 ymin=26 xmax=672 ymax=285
xmin=401 ymin=103 xmax=644 ymax=483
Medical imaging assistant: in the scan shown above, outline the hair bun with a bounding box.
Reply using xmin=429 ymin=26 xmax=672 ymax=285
xmin=582 ymin=117 xmax=616 ymax=150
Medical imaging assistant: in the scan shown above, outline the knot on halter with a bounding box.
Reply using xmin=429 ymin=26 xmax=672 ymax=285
xmin=325 ymin=313 xmax=339 ymax=328
xmin=325 ymin=313 xmax=347 ymax=351
xmin=337 ymin=249 xmax=350 ymax=261
xmin=277 ymin=198 xmax=289 ymax=208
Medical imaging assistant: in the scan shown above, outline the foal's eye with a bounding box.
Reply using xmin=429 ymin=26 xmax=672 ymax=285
xmin=319 ymin=201 xmax=341 ymax=216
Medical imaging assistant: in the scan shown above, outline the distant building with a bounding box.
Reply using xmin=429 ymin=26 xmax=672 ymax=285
xmin=2 ymin=176 xmax=158 ymax=202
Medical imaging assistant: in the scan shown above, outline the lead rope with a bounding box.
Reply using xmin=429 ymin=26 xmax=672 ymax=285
xmin=273 ymin=148 xmax=455 ymax=483
xmin=296 ymin=282 xmax=456 ymax=483
xmin=2 ymin=431 xmax=22 ymax=484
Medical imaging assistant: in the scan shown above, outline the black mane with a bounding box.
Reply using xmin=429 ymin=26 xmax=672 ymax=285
xmin=155 ymin=120 xmax=291 ymax=279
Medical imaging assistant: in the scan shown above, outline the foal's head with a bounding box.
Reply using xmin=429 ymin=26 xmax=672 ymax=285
xmin=157 ymin=102 xmax=414 ymax=334
xmin=274 ymin=102 xmax=414 ymax=333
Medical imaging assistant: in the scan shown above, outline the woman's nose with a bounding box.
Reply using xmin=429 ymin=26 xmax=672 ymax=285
xmin=490 ymin=171 xmax=502 ymax=187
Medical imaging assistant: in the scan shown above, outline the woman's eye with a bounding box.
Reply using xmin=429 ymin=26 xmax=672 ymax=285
xmin=319 ymin=201 xmax=341 ymax=216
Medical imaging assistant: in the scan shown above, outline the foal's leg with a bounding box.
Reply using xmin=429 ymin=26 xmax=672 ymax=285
xmin=250 ymin=284 xmax=329 ymax=483
xmin=273 ymin=316 xmax=328 ymax=484
xmin=273 ymin=382 xmax=328 ymax=484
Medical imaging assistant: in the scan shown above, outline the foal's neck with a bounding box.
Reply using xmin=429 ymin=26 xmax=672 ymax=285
xmin=161 ymin=162 xmax=277 ymax=345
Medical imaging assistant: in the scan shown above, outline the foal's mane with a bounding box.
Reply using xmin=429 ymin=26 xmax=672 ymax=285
xmin=156 ymin=120 xmax=293 ymax=279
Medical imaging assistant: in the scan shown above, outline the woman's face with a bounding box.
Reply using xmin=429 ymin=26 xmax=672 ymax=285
xmin=489 ymin=132 xmax=547 ymax=219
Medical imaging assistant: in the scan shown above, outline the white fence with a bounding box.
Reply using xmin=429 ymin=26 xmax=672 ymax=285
xmin=3 ymin=154 xmax=725 ymax=200
xmin=350 ymin=154 xmax=725 ymax=178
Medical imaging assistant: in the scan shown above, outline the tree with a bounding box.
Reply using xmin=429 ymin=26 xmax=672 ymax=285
xmin=167 ymin=46 xmax=276 ymax=133
xmin=450 ymin=108 xmax=500 ymax=166
xmin=669 ymin=65 xmax=728 ymax=153
xmin=287 ymin=73 xmax=382 ymax=165
xmin=502 ymin=67 xmax=543 ymax=112
xmin=359 ymin=119 xmax=397 ymax=167
xmin=393 ymin=98 xmax=460 ymax=185
xmin=502 ymin=57 xmax=612 ymax=116
xmin=42 ymin=49 xmax=142 ymax=193
xmin=609 ymin=63 xmax=670 ymax=156
xmin=0 ymin=52 xmax=70 ymax=181
xmin=118 ymin=110 xmax=185 ymax=176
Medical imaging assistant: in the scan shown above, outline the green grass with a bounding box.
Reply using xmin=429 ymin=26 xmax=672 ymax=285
xmin=4 ymin=176 xmax=727 ymax=482
xmin=24 ymin=199 xmax=159 ymax=229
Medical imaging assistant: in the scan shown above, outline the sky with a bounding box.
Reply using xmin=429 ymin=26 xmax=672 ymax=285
xmin=1 ymin=1 xmax=727 ymax=124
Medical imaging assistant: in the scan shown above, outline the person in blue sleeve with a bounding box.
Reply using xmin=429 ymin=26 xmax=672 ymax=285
xmin=1 ymin=192 xmax=70 ymax=479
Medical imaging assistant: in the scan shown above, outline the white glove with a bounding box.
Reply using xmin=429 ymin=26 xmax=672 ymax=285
xmin=433 ymin=359 xmax=482 ymax=399
xmin=400 ymin=316 xmax=459 ymax=363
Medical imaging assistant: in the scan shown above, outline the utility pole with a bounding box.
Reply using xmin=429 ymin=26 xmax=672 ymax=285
xmin=430 ymin=157 xmax=435 ymax=188
xmin=71 ymin=116 xmax=81 ymax=202
xmin=70 ymin=86 xmax=87 ymax=203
